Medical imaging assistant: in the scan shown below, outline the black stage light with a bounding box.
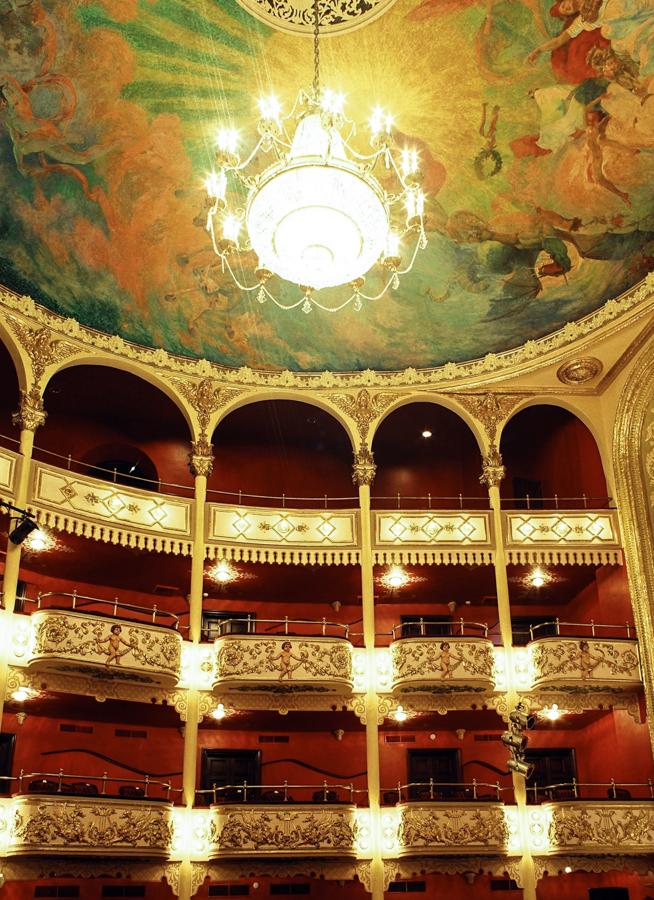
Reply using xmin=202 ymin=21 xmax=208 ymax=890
xmin=9 ymin=516 xmax=39 ymax=545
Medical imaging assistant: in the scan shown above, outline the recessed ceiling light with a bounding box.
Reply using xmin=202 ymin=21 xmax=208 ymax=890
xmin=421 ymin=430 xmax=432 ymax=438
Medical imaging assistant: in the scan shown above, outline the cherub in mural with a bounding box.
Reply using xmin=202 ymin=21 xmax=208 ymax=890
xmin=527 ymin=0 xmax=654 ymax=77
xmin=272 ymin=641 xmax=306 ymax=681
xmin=436 ymin=642 xmax=463 ymax=679
xmin=96 ymin=624 xmax=133 ymax=667
xmin=474 ymin=103 xmax=503 ymax=179
xmin=577 ymin=639 xmax=604 ymax=678
xmin=587 ymin=45 xmax=653 ymax=101
xmin=583 ymin=106 xmax=639 ymax=205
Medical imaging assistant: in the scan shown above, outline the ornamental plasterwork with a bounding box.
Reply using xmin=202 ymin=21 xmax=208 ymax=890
xmin=209 ymin=504 xmax=358 ymax=548
xmin=0 ymin=860 xmax=165 ymax=881
xmin=451 ymin=393 xmax=522 ymax=447
xmin=214 ymin=636 xmax=353 ymax=693
xmin=28 ymin=610 xmax=182 ymax=686
xmin=390 ymin=638 xmax=495 ymax=693
xmin=546 ymin=803 xmax=654 ymax=854
xmin=234 ymin=0 xmax=398 ymax=35
xmin=209 ymin=805 xmax=357 ymax=857
xmin=352 ymin=446 xmax=376 ymax=487
xmin=3 ymin=317 xmax=79 ymax=386
xmin=1 ymin=275 xmax=653 ymax=389
xmin=506 ymin=512 xmax=619 ymax=546
xmin=556 ymin=357 xmax=603 ymax=385
xmin=376 ymin=512 xmax=490 ymax=546
xmin=525 ymin=690 xmax=641 ymax=722
xmin=205 ymin=860 xmax=361 ymax=884
xmin=327 ymin=389 xmax=396 ymax=444
xmin=8 ymin=796 xmax=173 ymax=857
xmin=12 ymin=387 xmax=47 ymax=432
xmin=479 ymin=448 xmax=505 ymax=489
xmin=389 ymin=856 xmax=524 ymax=886
xmin=529 ymin=638 xmax=641 ymax=691
xmin=532 ymin=854 xmax=654 ymax=880
xmin=188 ymin=439 xmax=214 ymax=478
xmin=397 ymin=804 xmax=511 ymax=855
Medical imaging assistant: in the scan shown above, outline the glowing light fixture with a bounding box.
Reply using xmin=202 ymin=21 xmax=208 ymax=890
xmin=540 ymin=703 xmax=564 ymax=722
xmin=394 ymin=704 xmax=408 ymax=722
xmin=211 ymin=703 xmax=226 ymax=721
xmin=202 ymin=0 xmax=426 ymax=314
xmin=421 ymin=430 xmax=432 ymax=438
xmin=208 ymin=559 xmax=237 ymax=585
xmin=528 ymin=567 xmax=547 ymax=589
xmin=382 ymin=565 xmax=410 ymax=592
xmin=11 ymin=688 xmax=35 ymax=703
xmin=563 ymin=866 xmax=572 ymax=874
xmin=23 ymin=528 xmax=55 ymax=553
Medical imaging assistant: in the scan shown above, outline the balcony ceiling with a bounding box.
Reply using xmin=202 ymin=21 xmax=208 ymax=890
xmin=1 ymin=1 xmax=653 ymax=373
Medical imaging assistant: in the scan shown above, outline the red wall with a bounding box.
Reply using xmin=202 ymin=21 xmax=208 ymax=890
xmin=537 ymin=870 xmax=653 ymax=899
xmin=0 ymin=881 xmax=174 ymax=899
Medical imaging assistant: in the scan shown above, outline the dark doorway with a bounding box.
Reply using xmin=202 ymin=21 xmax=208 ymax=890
xmin=525 ymin=749 xmax=576 ymax=800
xmin=407 ymin=749 xmax=461 ymax=799
xmin=201 ymin=750 xmax=260 ymax=801
xmin=588 ymin=890 xmax=630 ymax=899
xmin=0 ymin=733 xmax=15 ymax=795
xmin=400 ymin=615 xmax=452 ymax=638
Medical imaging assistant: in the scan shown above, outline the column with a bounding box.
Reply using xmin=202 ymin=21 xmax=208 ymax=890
xmin=177 ymin=440 xmax=213 ymax=900
xmin=481 ymin=449 xmax=537 ymax=900
xmin=353 ymin=447 xmax=385 ymax=899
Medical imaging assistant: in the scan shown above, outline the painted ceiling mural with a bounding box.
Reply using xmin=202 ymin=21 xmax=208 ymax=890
xmin=1 ymin=0 xmax=654 ymax=372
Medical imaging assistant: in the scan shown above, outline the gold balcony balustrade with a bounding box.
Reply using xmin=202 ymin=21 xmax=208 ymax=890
xmin=389 ymin=621 xmax=495 ymax=694
xmin=528 ymin=622 xmax=641 ymax=691
xmin=205 ymin=782 xmax=363 ymax=858
xmin=20 ymin=593 xmax=183 ymax=686
xmin=0 ymin=771 xmax=179 ymax=858
xmin=213 ymin=618 xmax=354 ymax=694
xmin=525 ymin=781 xmax=654 ymax=856
xmin=502 ymin=504 xmax=622 ymax=565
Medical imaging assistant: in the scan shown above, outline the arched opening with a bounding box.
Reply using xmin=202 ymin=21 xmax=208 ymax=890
xmin=500 ymin=404 xmax=608 ymax=508
xmin=0 ymin=337 xmax=20 ymax=448
xmin=38 ymin=366 xmax=193 ymax=495
xmin=209 ymin=400 xmax=354 ymax=508
xmin=371 ymin=403 xmax=486 ymax=509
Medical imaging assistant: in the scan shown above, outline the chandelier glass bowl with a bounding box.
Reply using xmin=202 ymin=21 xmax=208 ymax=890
xmin=203 ymin=7 xmax=427 ymax=314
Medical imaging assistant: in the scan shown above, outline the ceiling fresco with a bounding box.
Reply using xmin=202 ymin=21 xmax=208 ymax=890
xmin=1 ymin=0 xmax=654 ymax=372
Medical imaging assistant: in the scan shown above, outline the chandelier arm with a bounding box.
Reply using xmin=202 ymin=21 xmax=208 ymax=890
xmin=313 ymin=0 xmax=321 ymax=101
xmin=340 ymin=141 xmax=387 ymax=165
xmin=231 ymin=135 xmax=269 ymax=173
xmin=222 ymin=255 xmax=267 ymax=293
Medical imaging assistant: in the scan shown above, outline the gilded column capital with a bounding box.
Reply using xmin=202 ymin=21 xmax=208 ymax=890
xmin=12 ymin=388 xmax=47 ymax=432
xmin=479 ymin=447 xmax=505 ymax=488
xmin=188 ymin=439 xmax=214 ymax=478
xmin=352 ymin=446 xmax=376 ymax=487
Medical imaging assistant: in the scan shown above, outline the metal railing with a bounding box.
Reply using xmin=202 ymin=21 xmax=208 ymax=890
xmin=371 ymin=494 xmax=490 ymax=510
xmin=527 ymin=779 xmax=654 ymax=803
xmin=529 ymin=620 xmax=636 ymax=641
xmin=386 ymin=780 xmax=508 ymax=804
xmin=213 ymin=616 xmax=351 ymax=640
xmin=0 ymin=770 xmax=181 ymax=800
xmin=27 ymin=591 xmax=183 ymax=631
xmin=198 ymin=781 xmax=364 ymax=805
xmin=206 ymin=488 xmax=358 ymax=509
xmin=391 ymin=619 xmax=489 ymax=639
xmin=500 ymin=495 xmax=613 ymax=510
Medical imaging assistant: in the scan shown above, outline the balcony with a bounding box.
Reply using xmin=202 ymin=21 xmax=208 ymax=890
xmin=0 ymin=772 xmax=176 ymax=858
xmin=392 ymin=782 xmax=514 ymax=857
xmin=373 ymin=508 xmax=493 ymax=566
xmin=207 ymin=782 xmax=360 ymax=858
xmin=528 ymin=622 xmax=641 ymax=691
xmin=526 ymin=781 xmax=654 ymax=856
xmin=390 ymin=622 xmax=495 ymax=694
xmin=23 ymin=593 xmax=183 ymax=687
xmin=503 ymin=507 xmax=622 ymax=565
xmin=213 ymin=619 xmax=354 ymax=694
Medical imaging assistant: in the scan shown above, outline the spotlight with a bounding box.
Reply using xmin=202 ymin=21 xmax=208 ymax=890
xmin=507 ymin=758 xmax=533 ymax=778
xmin=9 ymin=516 xmax=39 ymax=546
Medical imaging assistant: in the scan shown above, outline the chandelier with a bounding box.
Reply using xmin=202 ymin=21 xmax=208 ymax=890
xmin=203 ymin=0 xmax=427 ymax=314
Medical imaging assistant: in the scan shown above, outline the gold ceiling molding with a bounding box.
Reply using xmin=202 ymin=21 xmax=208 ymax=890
xmin=451 ymin=392 xmax=522 ymax=447
xmin=233 ymin=0 xmax=398 ymax=35
xmin=3 ymin=316 xmax=79 ymax=387
xmin=557 ymin=357 xmax=603 ymax=386
xmin=327 ymin=389 xmax=396 ymax=443
xmin=1 ymin=275 xmax=653 ymax=389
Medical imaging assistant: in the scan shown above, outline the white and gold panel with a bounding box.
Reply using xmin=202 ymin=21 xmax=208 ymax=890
xmin=27 ymin=610 xmax=182 ymax=686
xmin=505 ymin=511 xmax=622 ymax=564
xmin=397 ymin=802 xmax=512 ymax=856
xmin=390 ymin=638 xmax=495 ymax=694
xmin=539 ymin=802 xmax=654 ymax=855
xmin=30 ymin=463 xmax=193 ymax=553
xmin=529 ymin=637 xmax=641 ymax=690
xmin=209 ymin=804 xmax=358 ymax=857
xmin=6 ymin=796 xmax=173 ymax=857
xmin=0 ymin=445 xmax=17 ymax=498
xmin=214 ymin=634 xmax=353 ymax=694
xmin=374 ymin=511 xmax=493 ymax=564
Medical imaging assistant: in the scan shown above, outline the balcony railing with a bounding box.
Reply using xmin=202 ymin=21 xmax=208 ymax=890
xmin=1 ymin=770 xmax=181 ymax=801
xmin=389 ymin=630 xmax=495 ymax=694
xmin=391 ymin=619 xmax=489 ymax=639
xmin=28 ymin=590 xmax=182 ymax=630
xmin=528 ymin=625 xmax=641 ymax=691
xmin=213 ymin=616 xmax=351 ymax=639
xmin=214 ymin=627 xmax=354 ymax=693
xmin=527 ymin=779 xmax=654 ymax=804
xmin=25 ymin=607 xmax=183 ymax=686
xmin=199 ymin=781 xmax=364 ymax=805
xmin=383 ymin=781 xmax=509 ymax=804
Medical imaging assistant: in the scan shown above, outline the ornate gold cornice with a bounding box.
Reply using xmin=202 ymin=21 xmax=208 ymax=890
xmin=188 ymin=439 xmax=214 ymax=478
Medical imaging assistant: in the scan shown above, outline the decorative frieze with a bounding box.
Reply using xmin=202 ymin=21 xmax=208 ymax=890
xmin=214 ymin=635 xmax=353 ymax=694
xmin=28 ymin=610 xmax=182 ymax=686
xmin=505 ymin=511 xmax=622 ymax=565
xmin=543 ymin=802 xmax=654 ymax=855
xmin=209 ymin=804 xmax=358 ymax=857
xmin=530 ymin=638 xmax=641 ymax=691
xmin=7 ymin=796 xmax=173 ymax=857
xmin=374 ymin=511 xmax=493 ymax=565
xmin=397 ymin=803 xmax=513 ymax=856
xmin=390 ymin=638 xmax=495 ymax=693
xmin=30 ymin=463 xmax=193 ymax=554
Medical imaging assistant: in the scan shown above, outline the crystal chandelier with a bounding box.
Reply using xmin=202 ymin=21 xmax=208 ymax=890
xmin=203 ymin=0 xmax=427 ymax=314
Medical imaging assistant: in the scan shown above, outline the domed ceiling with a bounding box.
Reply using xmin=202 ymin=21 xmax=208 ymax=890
xmin=1 ymin=0 xmax=653 ymax=372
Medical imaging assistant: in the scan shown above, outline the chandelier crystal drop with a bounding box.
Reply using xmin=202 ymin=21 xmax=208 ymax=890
xmin=203 ymin=0 xmax=427 ymax=314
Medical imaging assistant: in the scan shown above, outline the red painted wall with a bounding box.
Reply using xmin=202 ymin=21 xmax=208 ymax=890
xmin=0 ymin=881 xmax=174 ymax=899
xmin=537 ymin=870 xmax=654 ymax=899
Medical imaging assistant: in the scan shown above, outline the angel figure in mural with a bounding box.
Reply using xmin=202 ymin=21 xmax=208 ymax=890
xmin=436 ymin=642 xmax=463 ymax=679
xmin=577 ymin=639 xmax=604 ymax=677
xmin=527 ymin=0 xmax=654 ymax=77
xmin=272 ymin=641 xmax=306 ymax=681
xmin=96 ymin=624 xmax=134 ymax=666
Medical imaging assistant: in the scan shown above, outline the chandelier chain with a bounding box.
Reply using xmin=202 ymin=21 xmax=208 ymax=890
xmin=313 ymin=0 xmax=320 ymax=100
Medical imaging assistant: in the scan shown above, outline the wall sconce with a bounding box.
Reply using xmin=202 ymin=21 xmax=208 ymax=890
xmin=332 ymin=729 xmax=344 ymax=741
xmin=15 ymin=711 xmax=27 ymax=726
xmin=456 ymin=728 xmax=466 ymax=741
xmin=331 ymin=600 xmax=342 ymax=612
